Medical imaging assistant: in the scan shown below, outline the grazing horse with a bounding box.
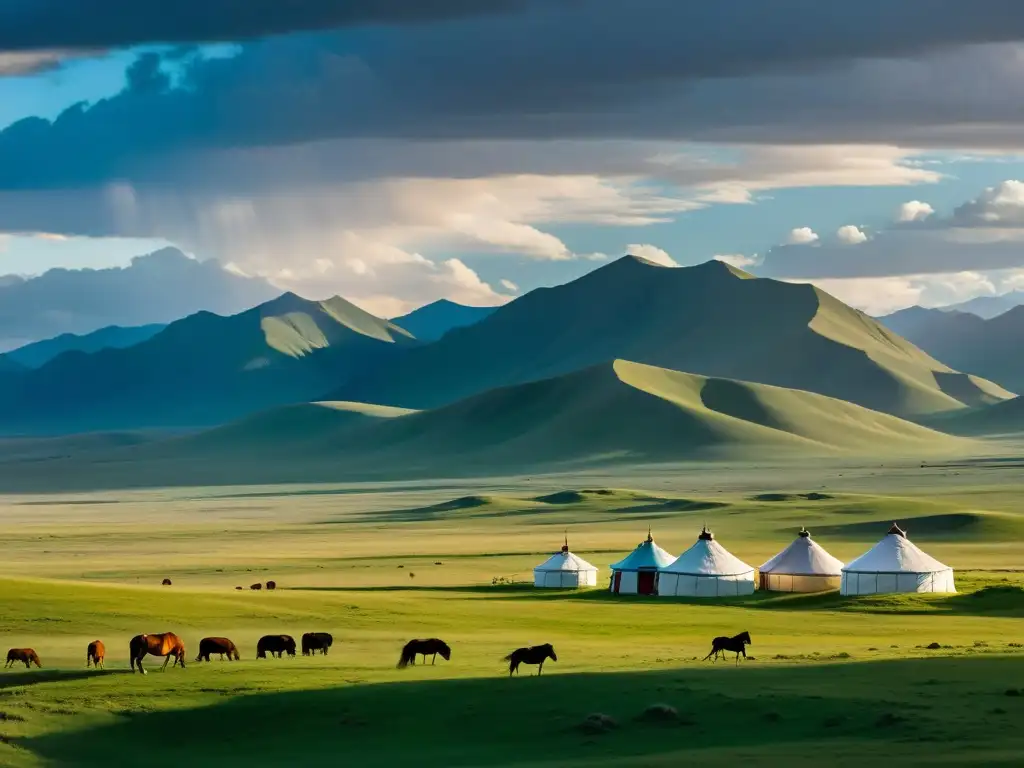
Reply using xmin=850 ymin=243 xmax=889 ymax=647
xmin=161 ymin=578 xmax=172 ymax=586
xmin=196 ymin=637 xmax=241 ymax=662
xmin=301 ymin=632 xmax=333 ymax=656
xmin=504 ymin=644 xmax=557 ymax=676
xmin=129 ymin=632 xmax=186 ymax=674
xmin=397 ymin=639 xmax=451 ymax=668
xmin=86 ymin=640 xmax=105 ymax=669
xmin=703 ymin=631 xmax=752 ymax=665
xmin=250 ymin=583 xmax=262 ymax=591
xmin=256 ymin=635 xmax=296 ymax=659
xmin=266 ymin=581 xmax=277 ymax=590
xmin=5 ymin=648 xmax=41 ymax=669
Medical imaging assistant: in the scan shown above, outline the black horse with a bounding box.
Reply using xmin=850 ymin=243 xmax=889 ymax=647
xmin=703 ymin=631 xmax=752 ymax=665
xmin=302 ymin=632 xmax=333 ymax=656
xmin=504 ymin=643 xmax=557 ymax=676
xmin=397 ymin=638 xmax=451 ymax=668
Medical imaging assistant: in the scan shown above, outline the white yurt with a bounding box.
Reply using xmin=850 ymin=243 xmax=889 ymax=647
xmin=658 ymin=527 xmax=755 ymax=597
xmin=533 ymin=538 xmax=599 ymax=588
xmin=840 ymin=523 xmax=956 ymax=596
xmin=759 ymin=528 xmax=845 ymax=592
xmin=608 ymin=531 xmax=675 ymax=595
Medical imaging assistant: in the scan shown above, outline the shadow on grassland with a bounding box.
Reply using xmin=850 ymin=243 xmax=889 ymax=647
xmin=22 ymin=657 xmax=1021 ymax=768
xmin=287 ymin=578 xmax=1024 ymax=616
xmin=0 ymin=669 xmax=128 ymax=690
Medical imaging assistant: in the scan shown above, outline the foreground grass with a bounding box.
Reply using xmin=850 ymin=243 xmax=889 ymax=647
xmin=2 ymin=461 xmax=1024 ymax=766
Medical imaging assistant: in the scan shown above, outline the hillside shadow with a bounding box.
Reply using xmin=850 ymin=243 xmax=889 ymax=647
xmin=22 ymin=657 xmax=1014 ymax=767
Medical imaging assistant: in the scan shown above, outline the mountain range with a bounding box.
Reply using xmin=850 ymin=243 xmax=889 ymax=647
xmin=0 ymin=360 xmax=970 ymax=491
xmin=392 ymin=299 xmax=497 ymax=342
xmin=3 ymin=324 xmax=166 ymax=369
xmin=944 ymin=291 xmax=1024 ymax=319
xmin=0 ymin=292 xmax=416 ymax=433
xmin=878 ymin=305 xmax=1024 ymax=393
xmin=329 ymin=256 xmax=1010 ymax=419
xmin=0 ymin=247 xmax=279 ymax=351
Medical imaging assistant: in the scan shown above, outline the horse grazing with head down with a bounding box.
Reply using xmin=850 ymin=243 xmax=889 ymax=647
xmin=6 ymin=648 xmax=41 ymax=669
xmin=504 ymin=644 xmax=557 ymax=676
xmin=397 ymin=639 xmax=451 ymax=668
xmin=302 ymin=632 xmax=333 ymax=656
xmin=196 ymin=637 xmax=240 ymax=662
xmin=129 ymin=632 xmax=186 ymax=674
xmin=86 ymin=640 xmax=105 ymax=668
xmin=703 ymin=631 xmax=752 ymax=665
xmin=256 ymin=635 xmax=296 ymax=659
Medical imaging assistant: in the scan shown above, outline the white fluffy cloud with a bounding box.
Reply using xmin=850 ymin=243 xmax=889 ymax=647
xmin=836 ymin=225 xmax=868 ymax=244
xmin=625 ymin=243 xmax=678 ymax=267
xmin=802 ymin=270 xmax=1003 ymax=316
xmin=786 ymin=227 xmax=819 ymax=245
xmin=500 ymin=278 xmax=519 ymax=292
xmin=950 ymin=179 xmax=1024 ymax=226
xmin=714 ymin=254 xmax=758 ymax=268
xmin=897 ymin=200 xmax=935 ymax=222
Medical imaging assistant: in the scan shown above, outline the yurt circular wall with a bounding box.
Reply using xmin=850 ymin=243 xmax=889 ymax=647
xmin=657 ymin=572 xmax=755 ymax=597
xmin=840 ymin=569 xmax=955 ymax=596
xmin=535 ymin=569 xmax=598 ymax=588
xmin=761 ymin=573 xmax=841 ymax=593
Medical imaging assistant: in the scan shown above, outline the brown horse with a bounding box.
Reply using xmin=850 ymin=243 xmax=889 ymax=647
xmin=129 ymin=632 xmax=186 ymax=674
xmin=5 ymin=648 xmax=41 ymax=669
xmin=504 ymin=644 xmax=556 ymax=676
xmin=256 ymin=635 xmax=296 ymax=659
xmin=703 ymin=631 xmax=752 ymax=665
xmin=195 ymin=637 xmax=241 ymax=662
xmin=250 ymin=583 xmax=262 ymax=591
xmin=161 ymin=578 xmax=172 ymax=586
xmin=86 ymin=640 xmax=105 ymax=669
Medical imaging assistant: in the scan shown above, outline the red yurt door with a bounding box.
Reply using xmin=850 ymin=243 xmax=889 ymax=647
xmin=612 ymin=571 xmax=622 ymax=593
xmin=637 ymin=570 xmax=656 ymax=595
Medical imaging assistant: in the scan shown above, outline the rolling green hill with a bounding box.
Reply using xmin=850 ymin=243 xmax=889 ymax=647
xmin=330 ymin=256 xmax=1012 ymax=418
xmin=0 ymin=293 xmax=417 ymax=434
xmin=0 ymin=360 xmax=971 ymax=491
xmin=928 ymin=395 xmax=1024 ymax=436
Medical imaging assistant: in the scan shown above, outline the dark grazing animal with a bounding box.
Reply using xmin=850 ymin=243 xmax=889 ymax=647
xmin=250 ymin=583 xmax=262 ymax=591
xmin=266 ymin=581 xmax=277 ymax=590
xmin=129 ymin=632 xmax=186 ymax=674
xmin=161 ymin=578 xmax=172 ymax=586
xmin=86 ymin=640 xmax=105 ymax=669
xmin=6 ymin=648 xmax=41 ymax=669
xmin=196 ymin=637 xmax=241 ymax=662
xmin=257 ymin=635 xmax=296 ymax=659
xmin=504 ymin=644 xmax=557 ymax=676
xmin=397 ymin=638 xmax=451 ymax=668
xmin=302 ymin=632 xmax=333 ymax=656
xmin=703 ymin=631 xmax=752 ymax=665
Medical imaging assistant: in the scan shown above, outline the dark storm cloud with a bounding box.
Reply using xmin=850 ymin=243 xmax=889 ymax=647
xmin=3 ymin=0 xmax=1024 ymax=191
xmin=0 ymin=0 xmax=535 ymax=50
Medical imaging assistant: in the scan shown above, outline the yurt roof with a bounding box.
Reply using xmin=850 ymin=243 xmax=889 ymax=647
xmin=843 ymin=523 xmax=951 ymax=574
xmin=534 ymin=544 xmax=598 ymax=573
xmin=609 ymin=533 xmax=675 ymax=571
xmin=660 ymin=528 xmax=754 ymax=577
xmin=759 ymin=529 xmax=844 ymax=576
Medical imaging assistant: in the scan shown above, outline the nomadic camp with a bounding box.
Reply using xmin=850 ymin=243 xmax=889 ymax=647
xmin=759 ymin=528 xmax=844 ymax=592
xmin=608 ymin=531 xmax=675 ymax=595
xmin=657 ymin=527 xmax=755 ymax=597
xmin=533 ymin=538 xmax=598 ymax=588
xmin=840 ymin=523 xmax=956 ymax=595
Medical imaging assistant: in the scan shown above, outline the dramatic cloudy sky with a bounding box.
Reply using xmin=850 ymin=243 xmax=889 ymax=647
xmin=4 ymin=0 xmax=1024 ymax=316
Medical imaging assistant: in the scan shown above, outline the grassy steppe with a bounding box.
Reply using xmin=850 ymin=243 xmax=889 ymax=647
xmin=1 ymin=459 xmax=1023 ymax=766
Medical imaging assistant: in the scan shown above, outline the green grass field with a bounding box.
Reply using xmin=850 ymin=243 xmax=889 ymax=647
xmin=1 ymin=457 xmax=1023 ymax=766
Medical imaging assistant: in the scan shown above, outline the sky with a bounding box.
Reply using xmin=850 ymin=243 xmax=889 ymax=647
xmin=4 ymin=1 xmax=1024 ymax=316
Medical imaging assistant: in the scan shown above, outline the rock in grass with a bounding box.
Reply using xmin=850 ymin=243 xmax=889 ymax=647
xmin=636 ymin=704 xmax=680 ymax=724
xmin=578 ymin=713 xmax=618 ymax=734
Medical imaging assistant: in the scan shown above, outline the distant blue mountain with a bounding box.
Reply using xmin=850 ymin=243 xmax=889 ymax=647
xmin=393 ymin=299 xmax=497 ymax=341
xmin=4 ymin=324 xmax=166 ymax=369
